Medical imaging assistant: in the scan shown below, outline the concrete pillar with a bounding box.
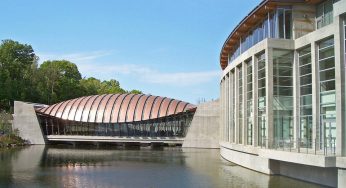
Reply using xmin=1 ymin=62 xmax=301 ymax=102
xmin=334 ymin=16 xmax=346 ymax=156
xmin=235 ymin=66 xmax=239 ymax=144
xmin=266 ymin=48 xmax=274 ymax=148
xmin=338 ymin=168 xmax=346 ymax=187
xmin=220 ymin=81 xmax=224 ymax=142
xmin=311 ymin=41 xmax=319 ymax=151
xmin=253 ymin=55 xmax=258 ymax=147
xmin=293 ymin=50 xmax=300 ymax=148
xmin=226 ymin=74 xmax=230 ymax=142
xmin=229 ymin=72 xmax=233 ymax=143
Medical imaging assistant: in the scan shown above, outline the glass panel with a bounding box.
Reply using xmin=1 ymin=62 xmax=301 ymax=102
xmin=257 ymin=52 xmax=266 ymax=145
xmin=246 ymin=59 xmax=253 ymax=145
xmin=300 ymin=74 xmax=312 ymax=85
xmin=285 ymin=9 xmax=292 ymax=39
xmin=319 ymin=37 xmax=336 ymax=147
xmin=273 ymin=49 xmax=293 ymax=141
xmin=238 ymin=65 xmax=243 ymax=144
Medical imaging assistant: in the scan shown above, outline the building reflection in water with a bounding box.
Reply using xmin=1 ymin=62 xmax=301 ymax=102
xmin=0 ymin=146 xmax=325 ymax=188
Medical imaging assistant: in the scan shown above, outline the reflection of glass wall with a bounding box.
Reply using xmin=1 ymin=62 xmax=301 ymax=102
xmin=299 ymin=46 xmax=313 ymax=147
xmin=273 ymin=50 xmax=293 ymax=141
xmin=238 ymin=65 xmax=243 ymax=144
xmin=316 ymin=0 xmax=333 ymax=29
xmin=257 ymin=52 xmax=266 ymax=145
xmin=319 ymin=37 xmax=336 ymax=147
xmin=246 ymin=59 xmax=253 ymax=145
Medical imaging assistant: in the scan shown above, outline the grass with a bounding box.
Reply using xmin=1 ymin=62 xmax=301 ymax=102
xmin=0 ymin=131 xmax=26 ymax=148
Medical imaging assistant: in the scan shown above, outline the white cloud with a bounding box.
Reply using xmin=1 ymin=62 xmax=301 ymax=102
xmin=37 ymin=50 xmax=221 ymax=86
xmin=37 ymin=50 xmax=113 ymax=64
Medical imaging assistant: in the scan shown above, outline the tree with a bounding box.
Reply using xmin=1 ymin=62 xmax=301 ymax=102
xmin=36 ymin=60 xmax=82 ymax=104
xmin=0 ymin=39 xmax=38 ymax=111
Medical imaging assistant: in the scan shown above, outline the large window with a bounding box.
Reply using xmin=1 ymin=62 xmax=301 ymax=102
xmin=273 ymin=50 xmax=294 ymax=141
xmin=277 ymin=7 xmax=292 ymax=39
xmin=319 ymin=37 xmax=336 ymax=148
xmin=257 ymin=52 xmax=266 ymax=146
xmin=299 ymin=46 xmax=313 ymax=147
xmin=246 ymin=59 xmax=253 ymax=145
xmin=232 ymin=71 xmax=236 ymax=143
xmin=238 ymin=65 xmax=243 ymax=144
xmin=316 ymin=0 xmax=333 ymax=29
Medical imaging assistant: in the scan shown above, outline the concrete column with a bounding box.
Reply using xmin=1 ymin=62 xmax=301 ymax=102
xmin=334 ymin=16 xmax=346 ymax=156
xmin=311 ymin=41 xmax=319 ymax=151
xmin=253 ymin=55 xmax=258 ymax=147
xmin=220 ymin=80 xmax=224 ymax=142
xmin=266 ymin=48 xmax=274 ymax=148
xmin=343 ymin=17 xmax=346 ymax=157
xmin=235 ymin=66 xmax=239 ymax=144
xmin=293 ymin=50 xmax=300 ymax=148
xmin=338 ymin=168 xmax=346 ymax=188
xmin=229 ymin=72 xmax=233 ymax=143
xmin=226 ymin=74 xmax=230 ymax=142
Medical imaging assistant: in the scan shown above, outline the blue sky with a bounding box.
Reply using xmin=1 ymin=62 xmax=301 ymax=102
xmin=0 ymin=0 xmax=260 ymax=104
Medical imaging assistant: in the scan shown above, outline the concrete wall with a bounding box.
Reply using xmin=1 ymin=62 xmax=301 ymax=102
xmin=182 ymin=100 xmax=220 ymax=148
xmin=13 ymin=101 xmax=46 ymax=145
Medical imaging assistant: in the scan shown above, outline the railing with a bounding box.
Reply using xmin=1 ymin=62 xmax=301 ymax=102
xmin=258 ymin=137 xmax=336 ymax=156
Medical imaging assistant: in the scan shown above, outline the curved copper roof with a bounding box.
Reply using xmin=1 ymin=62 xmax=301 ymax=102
xmin=37 ymin=94 xmax=196 ymax=123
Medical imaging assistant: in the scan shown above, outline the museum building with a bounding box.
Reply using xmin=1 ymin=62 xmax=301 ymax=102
xmin=35 ymin=94 xmax=196 ymax=138
xmin=219 ymin=0 xmax=346 ymax=187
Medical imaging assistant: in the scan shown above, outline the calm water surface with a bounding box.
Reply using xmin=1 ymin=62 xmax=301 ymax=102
xmin=0 ymin=146 xmax=326 ymax=188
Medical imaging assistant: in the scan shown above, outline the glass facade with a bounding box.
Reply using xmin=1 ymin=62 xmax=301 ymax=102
xmin=273 ymin=50 xmax=294 ymax=141
xmin=246 ymin=59 xmax=253 ymax=145
xmin=238 ymin=65 xmax=243 ymax=144
xmin=39 ymin=113 xmax=194 ymax=138
xmin=299 ymin=46 xmax=313 ymax=147
xmin=316 ymin=0 xmax=333 ymax=29
xmin=257 ymin=52 xmax=266 ymax=146
xmin=229 ymin=7 xmax=292 ymax=62
xmin=319 ymin=37 xmax=336 ymax=148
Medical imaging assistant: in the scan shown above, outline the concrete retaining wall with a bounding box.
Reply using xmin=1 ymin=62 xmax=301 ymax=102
xmin=13 ymin=101 xmax=45 ymax=145
xmin=183 ymin=100 xmax=220 ymax=148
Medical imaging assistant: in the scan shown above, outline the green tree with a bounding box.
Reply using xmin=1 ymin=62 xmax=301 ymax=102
xmin=0 ymin=39 xmax=38 ymax=111
xmin=37 ymin=60 xmax=82 ymax=104
xmin=79 ymin=77 xmax=102 ymax=95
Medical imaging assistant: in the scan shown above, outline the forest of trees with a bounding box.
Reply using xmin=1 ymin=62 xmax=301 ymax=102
xmin=0 ymin=39 xmax=142 ymax=112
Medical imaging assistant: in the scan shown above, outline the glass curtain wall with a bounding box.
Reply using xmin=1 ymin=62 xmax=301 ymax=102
xmin=319 ymin=37 xmax=336 ymax=148
xmin=39 ymin=113 xmax=194 ymax=138
xmin=316 ymin=0 xmax=333 ymax=29
xmin=299 ymin=46 xmax=313 ymax=148
xmin=230 ymin=72 xmax=235 ymax=143
xmin=238 ymin=65 xmax=243 ymax=144
xmin=246 ymin=59 xmax=253 ymax=145
xmin=257 ymin=52 xmax=266 ymax=146
xmin=273 ymin=50 xmax=294 ymax=142
xmin=229 ymin=7 xmax=292 ymax=62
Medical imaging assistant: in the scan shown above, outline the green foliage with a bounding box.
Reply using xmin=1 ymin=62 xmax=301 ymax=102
xmin=0 ymin=40 xmax=38 ymax=111
xmin=0 ymin=39 xmax=142 ymax=110
xmin=36 ymin=60 xmax=83 ymax=104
